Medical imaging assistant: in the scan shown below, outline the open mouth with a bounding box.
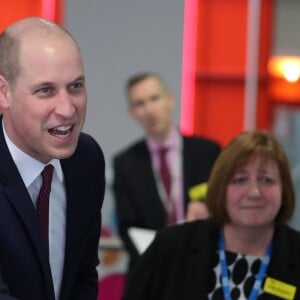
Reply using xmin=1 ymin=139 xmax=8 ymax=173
xmin=49 ymin=125 xmax=73 ymax=139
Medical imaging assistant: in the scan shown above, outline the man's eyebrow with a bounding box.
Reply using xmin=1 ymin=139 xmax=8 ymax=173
xmin=72 ymin=75 xmax=86 ymax=82
xmin=32 ymin=75 xmax=86 ymax=87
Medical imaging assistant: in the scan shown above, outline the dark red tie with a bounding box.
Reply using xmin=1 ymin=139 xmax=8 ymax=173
xmin=36 ymin=164 xmax=54 ymax=248
xmin=158 ymin=147 xmax=176 ymax=224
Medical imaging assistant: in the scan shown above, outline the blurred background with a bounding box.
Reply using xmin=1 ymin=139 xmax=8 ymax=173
xmin=2 ymin=1 xmax=300 ymax=298
xmin=64 ymin=0 xmax=300 ymax=233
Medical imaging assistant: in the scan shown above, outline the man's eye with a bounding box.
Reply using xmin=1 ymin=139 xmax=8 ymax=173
xmin=151 ymin=94 xmax=160 ymax=102
xmin=68 ymin=83 xmax=84 ymax=95
xmin=132 ymin=101 xmax=143 ymax=109
xmin=37 ymin=87 xmax=53 ymax=95
xmin=69 ymin=81 xmax=85 ymax=93
xmin=71 ymin=82 xmax=83 ymax=89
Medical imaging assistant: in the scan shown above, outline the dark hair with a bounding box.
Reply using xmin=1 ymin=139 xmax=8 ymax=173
xmin=125 ymin=72 xmax=167 ymax=97
xmin=206 ymin=130 xmax=295 ymax=225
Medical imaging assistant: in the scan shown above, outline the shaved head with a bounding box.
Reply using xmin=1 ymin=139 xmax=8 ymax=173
xmin=0 ymin=17 xmax=79 ymax=86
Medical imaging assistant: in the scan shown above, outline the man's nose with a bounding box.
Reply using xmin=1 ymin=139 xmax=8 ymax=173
xmin=144 ymin=101 xmax=157 ymax=114
xmin=55 ymin=91 xmax=75 ymax=117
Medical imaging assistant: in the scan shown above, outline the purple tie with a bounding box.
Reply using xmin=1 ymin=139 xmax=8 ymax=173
xmin=158 ymin=147 xmax=176 ymax=224
xmin=36 ymin=164 xmax=54 ymax=248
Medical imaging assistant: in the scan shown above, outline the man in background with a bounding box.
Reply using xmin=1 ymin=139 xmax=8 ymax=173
xmin=112 ymin=72 xmax=221 ymax=270
xmin=0 ymin=17 xmax=105 ymax=299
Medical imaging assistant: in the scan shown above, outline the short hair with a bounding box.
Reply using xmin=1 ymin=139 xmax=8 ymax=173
xmin=206 ymin=130 xmax=295 ymax=225
xmin=125 ymin=72 xmax=167 ymax=99
xmin=0 ymin=30 xmax=20 ymax=85
xmin=0 ymin=17 xmax=79 ymax=86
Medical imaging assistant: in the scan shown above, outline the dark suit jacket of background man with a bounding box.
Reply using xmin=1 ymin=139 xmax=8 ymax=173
xmin=122 ymin=219 xmax=300 ymax=300
xmin=0 ymin=121 xmax=105 ymax=300
xmin=113 ymin=135 xmax=221 ymax=269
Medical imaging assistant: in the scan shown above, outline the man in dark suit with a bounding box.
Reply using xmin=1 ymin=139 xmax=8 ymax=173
xmin=0 ymin=17 xmax=105 ymax=299
xmin=112 ymin=72 xmax=220 ymax=270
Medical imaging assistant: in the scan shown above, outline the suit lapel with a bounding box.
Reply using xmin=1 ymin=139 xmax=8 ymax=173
xmin=59 ymin=156 xmax=97 ymax=299
xmin=137 ymin=141 xmax=158 ymax=190
xmin=59 ymin=159 xmax=81 ymax=299
xmin=136 ymin=141 xmax=166 ymax=214
xmin=0 ymin=123 xmax=55 ymax=299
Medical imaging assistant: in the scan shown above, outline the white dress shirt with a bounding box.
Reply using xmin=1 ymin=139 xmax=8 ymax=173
xmin=147 ymin=128 xmax=184 ymax=223
xmin=3 ymin=125 xmax=66 ymax=300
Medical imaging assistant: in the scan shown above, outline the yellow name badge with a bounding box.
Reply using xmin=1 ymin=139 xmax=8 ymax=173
xmin=264 ymin=277 xmax=297 ymax=300
xmin=188 ymin=182 xmax=208 ymax=201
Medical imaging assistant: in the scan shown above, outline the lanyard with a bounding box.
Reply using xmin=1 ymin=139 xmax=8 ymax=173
xmin=218 ymin=231 xmax=272 ymax=300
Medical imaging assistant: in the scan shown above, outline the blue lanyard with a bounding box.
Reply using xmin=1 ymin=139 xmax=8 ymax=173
xmin=218 ymin=231 xmax=272 ymax=300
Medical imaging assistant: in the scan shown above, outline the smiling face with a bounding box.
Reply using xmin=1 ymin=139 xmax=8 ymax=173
xmin=128 ymin=76 xmax=174 ymax=142
xmin=0 ymin=33 xmax=86 ymax=163
xmin=225 ymin=155 xmax=282 ymax=231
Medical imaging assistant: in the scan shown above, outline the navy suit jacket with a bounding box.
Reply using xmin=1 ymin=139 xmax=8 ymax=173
xmin=0 ymin=122 xmax=105 ymax=300
xmin=123 ymin=220 xmax=300 ymax=300
xmin=112 ymin=135 xmax=221 ymax=268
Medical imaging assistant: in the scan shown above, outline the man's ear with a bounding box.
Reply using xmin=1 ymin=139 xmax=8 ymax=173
xmin=166 ymin=91 xmax=175 ymax=108
xmin=0 ymin=76 xmax=10 ymax=110
xmin=128 ymin=105 xmax=137 ymax=120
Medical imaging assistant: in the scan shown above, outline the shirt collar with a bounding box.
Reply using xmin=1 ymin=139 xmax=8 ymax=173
xmin=147 ymin=127 xmax=179 ymax=153
xmin=3 ymin=123 xmax=63 ymax=188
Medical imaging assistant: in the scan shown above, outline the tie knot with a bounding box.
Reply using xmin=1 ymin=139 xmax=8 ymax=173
xmin=158 ymin=147 xmax=169 ymax=156
xmin=42 ymin=164 xmax=54 ymax=186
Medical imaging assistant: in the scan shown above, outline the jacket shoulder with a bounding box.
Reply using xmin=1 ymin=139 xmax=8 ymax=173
xmin=183 ymin=135 xmax=221 ymax=150
xmin=156 ymin=219 xmax=219 ymax=250
xmin=65 ymin=132 xmax=105 ymax=169
xmin=275 ymin=225 xmax=300 ymax=244
xmin=113 ymin=138 xmax=147 ymax=161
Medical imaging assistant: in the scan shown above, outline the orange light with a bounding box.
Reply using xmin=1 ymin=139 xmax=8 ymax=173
xmin=268 ymin=56 xmax=300 ymax=83
xmin=268 ymin=56 xmax=300 ymax=103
